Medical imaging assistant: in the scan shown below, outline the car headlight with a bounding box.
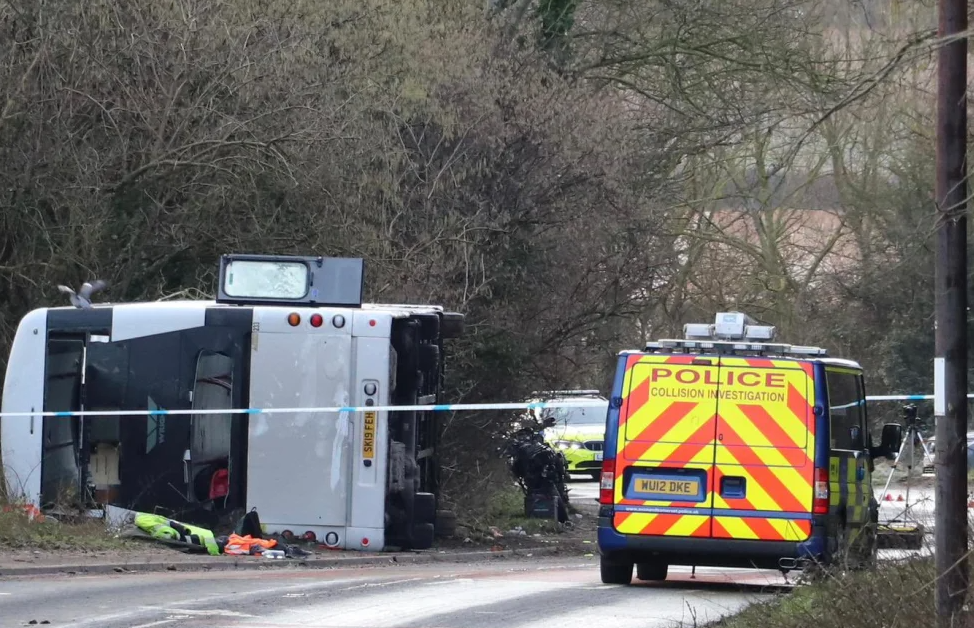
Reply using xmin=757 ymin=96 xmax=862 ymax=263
xmin=554 ymin=440 xmax=582 ymax=450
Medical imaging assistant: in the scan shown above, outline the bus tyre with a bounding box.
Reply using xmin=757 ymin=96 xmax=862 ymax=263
xmin=600 ymin=557 xmax=633 ymax=585
xmin=636 ymin=562 xmax=668 ymax=581
xmin=414 ymin=492 xmax=436 ymax=524
xmin=411 ymin=523 xmax=435 ymax=550
xmin=418 ymin=344 xmax=440 ymax=371
xmin=434 ymin=510 xmax=457 ymax=538
xmin=441 ymin=313 xmax=464 ymax=339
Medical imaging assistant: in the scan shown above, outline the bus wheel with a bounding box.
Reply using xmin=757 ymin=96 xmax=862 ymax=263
xmin=434 ymin=510 xmax=457 ymax=538
xmin=411 ymin=523 xmax=435 ymax=550
xmin=600 ymin=557 xmax=633 ymax=585
xmin=414 ymin=492 xmax=436 ymax=524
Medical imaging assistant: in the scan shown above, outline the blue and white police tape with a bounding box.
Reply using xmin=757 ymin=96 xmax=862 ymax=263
xmin=867 ymin=394 xmax=974 ymax=401
xmin=0 ymin=399 xmax=610 ymax=419
xmin=0 ymin=394 xmax=966 ymax=419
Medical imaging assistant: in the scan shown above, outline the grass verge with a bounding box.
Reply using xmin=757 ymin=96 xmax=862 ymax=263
xmin=443 ymin=481 xmax=601 ymax=551
xmin=457 ymin=485 xmax=568 ymax=537
xmin=712 ymin=556 xmax=956 ymax=628
xmin=0 ymin=500 xmax=131 ymax=551
xmin=479 ymin=487 xmax=570 ymax=533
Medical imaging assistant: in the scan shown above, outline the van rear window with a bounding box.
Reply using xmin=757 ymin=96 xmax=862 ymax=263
xmin=826 ymin=370 xmax=864 ymax=450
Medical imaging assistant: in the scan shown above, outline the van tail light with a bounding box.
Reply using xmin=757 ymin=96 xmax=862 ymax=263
xmin=599 ymin=459 xmax=615 ymax=505
xmin=813 ymin=467 xmax=829 ymax=514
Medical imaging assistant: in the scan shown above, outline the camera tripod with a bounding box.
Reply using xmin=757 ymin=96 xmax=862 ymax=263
xmin=877 ymin=404 xmax=933 ymax=521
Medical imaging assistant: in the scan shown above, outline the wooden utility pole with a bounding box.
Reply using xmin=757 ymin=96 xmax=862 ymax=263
xmin=934 ymin=0 xmax=969 ymax=622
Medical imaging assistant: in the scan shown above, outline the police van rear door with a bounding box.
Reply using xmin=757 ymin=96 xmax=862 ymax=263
xmin=613 ymin=354 xmax=719 ymax=539
xmin=711 ymin=357 xmax=815 ymax=542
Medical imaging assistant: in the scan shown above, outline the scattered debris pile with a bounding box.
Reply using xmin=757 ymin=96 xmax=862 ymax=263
xmin=119 ymin=508 xmax=310 ymax=559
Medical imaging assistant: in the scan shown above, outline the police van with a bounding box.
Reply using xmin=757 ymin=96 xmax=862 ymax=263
xmin=596 ymin=312 xmax=903 ymax=583
xmin=1 ymin=254 xmax=463 ymax=551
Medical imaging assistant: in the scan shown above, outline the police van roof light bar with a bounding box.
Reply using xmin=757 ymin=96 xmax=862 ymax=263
xmin=645 ymin=339 xmax=828 ymax=358
xmin=684 ymin=323 xmax=712 ymax=340
xmin=682 ymin=312 xmax=777 ymax=342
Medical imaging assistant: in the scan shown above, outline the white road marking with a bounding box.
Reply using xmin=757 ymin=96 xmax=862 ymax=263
xmin=131 ymin=620 xmax=176 ymax=628
xmin=161 ymin=608 xmax=255 ymax=618
xmin=424 ymin=577 xmax=473 ymax=585
xmin=342 ymin=577 xmax=423 ymax=590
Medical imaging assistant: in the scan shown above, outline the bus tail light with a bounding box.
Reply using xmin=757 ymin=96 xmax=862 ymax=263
xmin=209 ymin=468 xmax=229 ymax=500
xmin=599 ymin=460 xmax=615 ymax=504
xmin=813 ymin=467 xmax=829 ymax=514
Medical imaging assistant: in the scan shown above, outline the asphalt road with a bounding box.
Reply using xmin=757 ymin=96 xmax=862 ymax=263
xmin=0 ymin=556 xmax=789 ymax=628
xmin=567 ymin=477 xmax=600 ymax=502
xmin=0 ymin=479 xmax=932 ymax=628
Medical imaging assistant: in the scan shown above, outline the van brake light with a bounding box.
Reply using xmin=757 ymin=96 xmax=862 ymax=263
xmin=599 ymin=460 xmax=615 ymax=505
xmin=813 ymin=467 xmax=829 ymax=514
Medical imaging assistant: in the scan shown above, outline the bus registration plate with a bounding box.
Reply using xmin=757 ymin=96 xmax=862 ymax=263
xmin=362 ymin=411 xmax=376 ymax=459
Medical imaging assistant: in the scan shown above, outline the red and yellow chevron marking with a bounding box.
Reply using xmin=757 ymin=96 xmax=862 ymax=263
xmin=621 ymin=355 xmax=715 ymax=446
xmin=613 ymin=512 xmax=710 ymax=537
xmin=611 ymin=353 xmax=818 ymax=542
xmin=614 ymin=355 xmax=717 ymax=516
xmin=712 ymin=517 xmax=811 ymax=542
xmin=713 ymin=358 xmax=816 ymax=525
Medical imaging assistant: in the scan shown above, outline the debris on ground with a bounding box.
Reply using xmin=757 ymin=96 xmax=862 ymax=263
xmin=115 ymin=508 xmax=314 ymax=559
xmin=1 ymin=481 xmax=602 ymax=572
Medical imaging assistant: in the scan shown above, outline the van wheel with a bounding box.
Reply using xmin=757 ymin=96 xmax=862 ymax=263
xmin=799 ymin=561 xmax=827 ymax=584
xmin=636 ymin=562 xmax=668 ymax=581
xmin=854 ymin=523 xmax=878 ymax=570
xmin=600 ymin=557 xmax=633 ymax=584
xmin=858 ymin=502 xmax=880 ymax=569
xmin=833 ymin=522 xmax=852 ymax=571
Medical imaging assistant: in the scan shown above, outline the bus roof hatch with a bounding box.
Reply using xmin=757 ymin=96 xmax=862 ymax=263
xmin=216 ymin=254 xmax=365 ymax=308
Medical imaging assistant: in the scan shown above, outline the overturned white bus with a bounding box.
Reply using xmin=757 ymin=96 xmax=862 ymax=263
xmin=1 ymin=254 xmax=463 ymax=551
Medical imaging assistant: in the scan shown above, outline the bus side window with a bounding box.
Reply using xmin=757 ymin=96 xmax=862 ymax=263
xmin=827 ymin=370 xmax=863 ymax=451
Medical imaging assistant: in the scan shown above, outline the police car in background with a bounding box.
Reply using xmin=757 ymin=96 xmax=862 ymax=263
xmin=533 ymin=391 xmax=610 ymax=480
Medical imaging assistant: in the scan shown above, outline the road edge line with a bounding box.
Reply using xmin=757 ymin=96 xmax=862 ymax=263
xmin=0 ymin=546 xmax=568 ymax=579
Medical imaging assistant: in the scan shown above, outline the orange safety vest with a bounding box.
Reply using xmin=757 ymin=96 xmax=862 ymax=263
xmin=223 ymin=533 xmax=278 ymax=555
